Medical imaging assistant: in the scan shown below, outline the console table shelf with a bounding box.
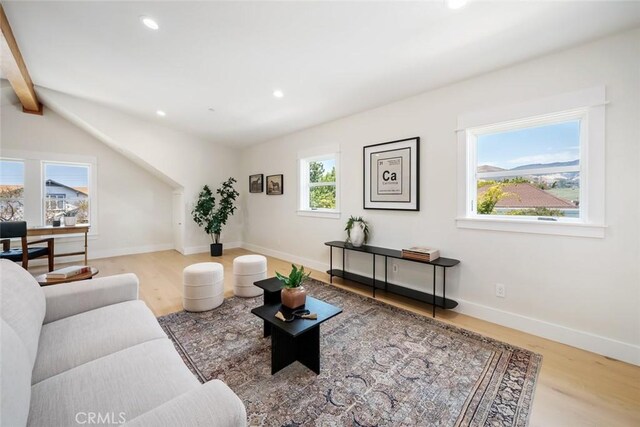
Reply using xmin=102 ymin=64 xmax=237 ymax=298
xmin=325 ymin=241 xmax=460 ymax=317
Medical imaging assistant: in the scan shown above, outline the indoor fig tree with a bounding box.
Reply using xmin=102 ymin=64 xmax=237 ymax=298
xmin=192 ymin=177 xmax=240 ymax=256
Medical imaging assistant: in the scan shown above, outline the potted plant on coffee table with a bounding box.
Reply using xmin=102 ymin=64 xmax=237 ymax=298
xmin=276 ymin=264 xmax=311 ymax=309
xmin=192 ymin=177 xmax=240 ymax=256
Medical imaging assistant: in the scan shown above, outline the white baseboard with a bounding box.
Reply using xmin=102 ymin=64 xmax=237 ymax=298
xmin=241 ymin=242 xmax=328 ymax=273
xmin=242 ymin=241 xmax=640 ymax=366
xmin=183 ymin=241 xmax=242 ymax=256
xmin=454 ymin=299 xmax=640 ymax=366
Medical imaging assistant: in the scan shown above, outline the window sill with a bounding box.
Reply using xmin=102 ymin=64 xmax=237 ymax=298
xmin=456 ymin=217 xmax=606 ymax=238
xmin=297 ymin=210 xmax=341 ymax=219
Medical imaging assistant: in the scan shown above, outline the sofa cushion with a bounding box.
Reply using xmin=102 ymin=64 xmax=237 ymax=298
xmin=0 ymin=260 xmax=45 ymax=367
xmin=123 ymin=380 xmax=247 ymax=427
xmin=32 ymin=300 xmax=167 ymax=384
xmin=28 ymin=339 xmax=199 ymax=427
xmin=1 ymin=319 xmax=33 ymax=427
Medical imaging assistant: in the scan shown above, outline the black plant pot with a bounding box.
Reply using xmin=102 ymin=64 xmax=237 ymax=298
xmin=210 ymin=243 xmax=223 ymax=257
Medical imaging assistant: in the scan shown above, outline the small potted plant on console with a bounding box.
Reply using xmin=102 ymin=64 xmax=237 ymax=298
xmin=276 ymin=264 xmax=311 ymax=309
xmin=345 ymin=216 xmax=370 ymax=247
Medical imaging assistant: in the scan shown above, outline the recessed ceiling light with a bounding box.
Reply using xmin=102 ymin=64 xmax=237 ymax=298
xmin=156 ymin=110 xmax=166 ymax=117
xmin=447 ymin=0 xmax=467 ymax=10
xmin=140 ymin=16 xmax=159 ymax=30
xmin=273 ymin=90 xmax=284 ymax=98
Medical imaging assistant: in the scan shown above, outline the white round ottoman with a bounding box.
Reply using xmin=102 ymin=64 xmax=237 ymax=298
xmin=183 ymin=262 xmax=224 ymax=312
xmin=233 ymin=255 xmax=266 ymax=297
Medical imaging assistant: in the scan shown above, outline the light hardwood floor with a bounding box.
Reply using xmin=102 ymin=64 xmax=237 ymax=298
xmin=32 ymin=248 xmax=640 ymax=427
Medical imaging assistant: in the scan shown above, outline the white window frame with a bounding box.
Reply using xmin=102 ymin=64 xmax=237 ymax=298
xmin=456 ymin=87 xmax=606 ymax=238
xmin=297 ymin=146 xmax=341 ymax=219
xmin=42 ymin=160 xmax=93 ymax=226
xmin=0 ymin=149 xmax=98 ymax=235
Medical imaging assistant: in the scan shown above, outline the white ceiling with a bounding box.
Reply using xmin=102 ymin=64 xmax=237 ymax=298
xmin=4 ymin=1 xmax=640 ymax=147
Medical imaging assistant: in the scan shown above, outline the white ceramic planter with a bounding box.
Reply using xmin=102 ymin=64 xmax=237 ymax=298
xmin=350 ymin=222 xmax=366 ymax=247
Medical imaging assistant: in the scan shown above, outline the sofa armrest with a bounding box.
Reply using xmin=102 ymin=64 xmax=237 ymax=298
xmin=123 ymin=380 xmax=247 ymax=427
xmin=42 ymin=273 xmax=139 ymax=324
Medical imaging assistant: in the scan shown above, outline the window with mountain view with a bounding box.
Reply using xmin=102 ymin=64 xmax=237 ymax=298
xmin=472 ymin=119 xmax=581 ymax=220
xmin=43 ymin=162 xmax=91 ymax=225
xmin=0 ymin=159 xmax=25 ymax=221
xmin=299 ymin=153 xmax=339 ymax=213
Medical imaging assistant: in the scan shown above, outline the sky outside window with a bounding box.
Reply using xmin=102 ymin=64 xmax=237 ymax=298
xmin=477 ymin=120 xmax=580 ymax=170
xmin=0 ymin=160 xmax=25 ymax=185
xmin=45 ymin=163 xmax=89 ymax=188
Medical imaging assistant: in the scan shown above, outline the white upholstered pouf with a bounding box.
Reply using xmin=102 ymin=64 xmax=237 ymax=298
xmin=233 ymin=255 xmax=266 ymax=297
xmin=183 ymin=262 xmax=224 ymax=311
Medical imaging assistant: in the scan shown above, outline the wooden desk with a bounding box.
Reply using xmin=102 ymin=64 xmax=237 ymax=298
xmin=27 ymin=225 xmax=90 ymax=265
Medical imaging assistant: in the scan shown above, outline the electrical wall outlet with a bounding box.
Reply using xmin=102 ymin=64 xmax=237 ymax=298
xmin=392 ymin=264 xmax=399 ymax=273
xmin=495 ymin=283 xmax=506 ymax=298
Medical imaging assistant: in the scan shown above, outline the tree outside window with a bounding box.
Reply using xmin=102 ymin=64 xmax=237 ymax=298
xmin=0 ymin=160 xmax=25 ymax=222
xmin=299 ymin=153 xmax=339 ymax=214
xmin=309 ymin=160 xmax=336 ymax=209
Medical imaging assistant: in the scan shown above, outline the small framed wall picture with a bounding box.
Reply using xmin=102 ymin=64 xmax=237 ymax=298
xmin=363 ymin=136 xmax=420 ymax=211
xmin=249 ymin=174 xmax=264 ymax=193
xmin=266 ymin=174 xmax=284 ymax=195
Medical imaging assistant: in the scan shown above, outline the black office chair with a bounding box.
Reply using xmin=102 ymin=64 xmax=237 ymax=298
xmin=0 ymin=221 xmax=55 ymax=271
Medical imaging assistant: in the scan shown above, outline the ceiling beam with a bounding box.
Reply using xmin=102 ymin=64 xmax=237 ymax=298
xmin=0 ymin=4 xmax=42 ymax=115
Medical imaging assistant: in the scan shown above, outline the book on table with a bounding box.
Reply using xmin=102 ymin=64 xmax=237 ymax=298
xmin=401 ymin=247 xmax=440 ymax=262
xmin=45 ymin=265 xmax=90 ymax=279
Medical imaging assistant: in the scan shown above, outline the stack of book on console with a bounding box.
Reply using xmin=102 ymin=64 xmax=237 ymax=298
xmin=401 ymin=247 xmax=440 ymax=262
xmin=45 ymin=265 xmax=90 ymax=279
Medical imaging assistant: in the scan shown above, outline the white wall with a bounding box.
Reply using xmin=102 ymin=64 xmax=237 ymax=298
xmin=33 ymin=87 xmax=244 ymax=253
xmin=0 ymin=85 xmax=174 ymax=259
xmin=242 ymin=29 xmax=640 ymax=364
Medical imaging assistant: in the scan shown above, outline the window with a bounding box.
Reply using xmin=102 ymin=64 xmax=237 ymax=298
xmin=299 ymin=150 xmax=340 ymax=217
xmin=0 ymin=159 xmax=25 ymax=221
xmin=472 ymin=116 xmax=582 ymax=220
xmin=45 ymin=194 xmax=66 ymax=211
xmin=456 ymin=87 xmax=606 ymax=238
xmin=43 ymin=162 xmax=91 ymax=225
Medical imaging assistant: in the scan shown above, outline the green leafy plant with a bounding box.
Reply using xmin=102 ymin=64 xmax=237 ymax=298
xmin=344 ymin=216 xmax=370 ymax=244
xmin=309 ymin=161 xmax=337 ymax=209
xmin=276 ymin=264 xmax=311 ymax=289
xmin=506 ymin=207 xmax=565 ymax=217
xmin=476 ymin=181 xmax=518 ymax=215
xmin=192 ymin=177 xmax=240 ymax=243
xmin=63 ymin=210 xmax=77 ymax=217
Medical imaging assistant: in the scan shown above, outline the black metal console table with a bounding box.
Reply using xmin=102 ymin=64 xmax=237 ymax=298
xmin=324 ymin=241 xmax=460 ymax=317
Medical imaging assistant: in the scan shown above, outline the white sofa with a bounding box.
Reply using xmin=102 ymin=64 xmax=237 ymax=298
xmin=0 ymin=260 xmax=247 ymax=427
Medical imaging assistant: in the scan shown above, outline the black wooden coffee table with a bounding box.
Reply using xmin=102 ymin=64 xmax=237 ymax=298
xmin=251 ymin=296 xmax=342 ymax=375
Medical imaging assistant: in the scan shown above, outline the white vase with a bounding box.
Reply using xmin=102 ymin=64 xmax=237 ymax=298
xmin=350 ymin=222 xmax=365 ymax=247
xmin=64 ymin=217 xmax=77 ymax=226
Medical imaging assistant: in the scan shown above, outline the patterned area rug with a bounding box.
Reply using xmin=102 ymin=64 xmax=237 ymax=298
xmin=158 ymin=279 xmax=541 ymax=426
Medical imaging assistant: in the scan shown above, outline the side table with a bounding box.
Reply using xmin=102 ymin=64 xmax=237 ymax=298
xmin=253 ymin=277 xmax=283 ymax=337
